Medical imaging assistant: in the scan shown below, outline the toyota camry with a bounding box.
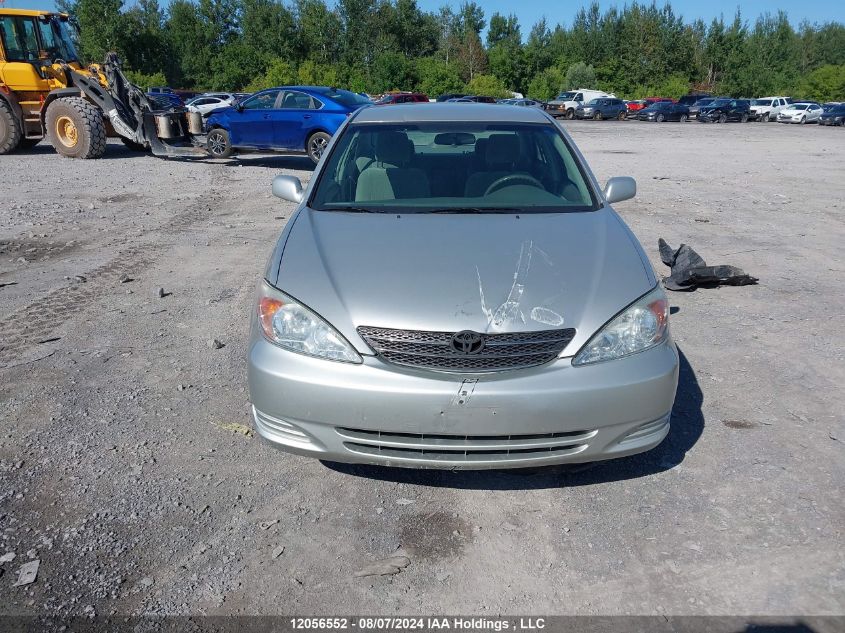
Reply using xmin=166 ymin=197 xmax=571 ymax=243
xmin=248 ymin=103 xmax=679 ymax=469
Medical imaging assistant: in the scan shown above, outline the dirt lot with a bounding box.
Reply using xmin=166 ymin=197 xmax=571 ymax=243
xmin=0 ymin=120 xmax=843 ymax=618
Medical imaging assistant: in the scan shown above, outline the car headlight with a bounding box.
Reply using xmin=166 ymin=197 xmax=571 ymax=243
xmin=257 ymin=282 xmax=362 ymax=363
xmin=572 ymin=286 xmax=669 ymax=366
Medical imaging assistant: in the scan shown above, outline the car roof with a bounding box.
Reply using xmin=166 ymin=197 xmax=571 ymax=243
xmin=352 ymin=102 xmax=551 ymax=124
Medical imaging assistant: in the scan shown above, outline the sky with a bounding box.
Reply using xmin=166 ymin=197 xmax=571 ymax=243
xmin=4 ymin=0 xmax=841 ymax=31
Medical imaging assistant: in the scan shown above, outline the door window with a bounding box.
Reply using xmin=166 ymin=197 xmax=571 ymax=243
xmin=241 ymin=91 xmax=281 ymax=110
xmin=280 ymin=91 xmax=317 ymax=109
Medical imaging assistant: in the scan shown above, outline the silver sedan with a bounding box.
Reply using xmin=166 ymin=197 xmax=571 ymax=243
xmin=248 ymin=104 xmax=679 ymax=469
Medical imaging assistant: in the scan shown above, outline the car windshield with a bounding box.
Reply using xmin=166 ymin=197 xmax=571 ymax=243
xmin=556 ymin=92 xmax=576 ymax=100
xmin=694 ymin=99 xmax=714 ymax=106
xmin=792 ymin=104 xmax=809 ymax=110
xmin=322 ymin=89 xmax=373 ymax=108
xmin=310 ymin=123 xmax=598 ymax=213
xmin=752 ymin=99 xmax=773 ymax=106
xmin=828 ymin=105 xmax=845 ymax=113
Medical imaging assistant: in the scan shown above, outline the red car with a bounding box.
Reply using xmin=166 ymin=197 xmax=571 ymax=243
xmin=628 ymin=97 xmax=674 ymax=113
xmin=375 ymin=92 xmax=429 ymax=105
xmin=644 ymin=96 xmax=675 ymax=105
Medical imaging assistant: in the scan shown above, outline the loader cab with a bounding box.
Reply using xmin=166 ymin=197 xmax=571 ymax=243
xmin=0 ymin=10 xmax=80 ymax=90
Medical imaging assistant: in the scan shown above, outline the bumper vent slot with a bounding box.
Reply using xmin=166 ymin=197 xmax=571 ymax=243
xmin=336 ymin=426 xmax=595 ymax=463
xmin=357 ymin=326 xmax=576 ymax=372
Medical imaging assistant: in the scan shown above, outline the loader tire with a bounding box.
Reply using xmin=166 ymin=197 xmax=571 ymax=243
xmin=0 ymin=99 xmax=23 ymax=155
xmin=46 ymin=97 xmax=107 ymax=159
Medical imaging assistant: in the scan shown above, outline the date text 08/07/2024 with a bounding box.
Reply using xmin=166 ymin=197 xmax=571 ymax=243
xmin=290 ymin=617 xmax=547 ymax=631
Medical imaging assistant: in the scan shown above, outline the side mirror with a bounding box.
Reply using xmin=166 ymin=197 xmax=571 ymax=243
xmin=272 ymin=175 xmax=303 ymax=203
xmin=603 ymin=176 xmax=636 ymax=204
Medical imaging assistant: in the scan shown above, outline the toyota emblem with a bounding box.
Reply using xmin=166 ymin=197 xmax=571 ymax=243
xmin=450 ymin=330 xmax=485 ymax=355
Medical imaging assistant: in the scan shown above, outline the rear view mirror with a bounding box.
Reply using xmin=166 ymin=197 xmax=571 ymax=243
xmin=604 ymin=177 xmax=636 ymax=204
xmin=433 ymin=132 xmax=476 ymax=146
xmin=272 ymin=175 xmax=303 ymax=203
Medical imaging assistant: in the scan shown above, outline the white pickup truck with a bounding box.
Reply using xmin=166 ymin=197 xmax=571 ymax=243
xmin=750 ymin=97 xmax=793 ymax=122
xmin=546 ymin=89 xmax=614 ymax=119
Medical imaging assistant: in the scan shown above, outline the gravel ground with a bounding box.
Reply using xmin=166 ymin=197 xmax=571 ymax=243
xmin=0 ymin=120 xmax=843 ymax=619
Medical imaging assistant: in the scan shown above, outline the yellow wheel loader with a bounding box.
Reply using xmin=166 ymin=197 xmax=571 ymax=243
xmin=0 ymin=9 xmax=206 ymax=158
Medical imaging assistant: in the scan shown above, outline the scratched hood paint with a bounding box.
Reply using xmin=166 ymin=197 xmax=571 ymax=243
xmin=273 ymin=208 xmax=656 ymax=355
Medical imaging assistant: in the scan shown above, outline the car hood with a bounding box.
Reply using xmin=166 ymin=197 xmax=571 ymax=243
xmin=271 ymin=208 xmax=656 ymax=355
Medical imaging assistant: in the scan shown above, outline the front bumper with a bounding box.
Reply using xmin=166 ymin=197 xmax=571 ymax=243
xmin=248 ymin=336 xmax=679 ymax=469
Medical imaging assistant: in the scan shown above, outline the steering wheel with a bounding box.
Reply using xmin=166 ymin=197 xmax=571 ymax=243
xmin=484 ymin=174 xmax=544 ymax=196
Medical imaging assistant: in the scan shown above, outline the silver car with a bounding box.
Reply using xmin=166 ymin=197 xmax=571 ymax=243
xmin=248 ymin=104 xmax=679 ymax=469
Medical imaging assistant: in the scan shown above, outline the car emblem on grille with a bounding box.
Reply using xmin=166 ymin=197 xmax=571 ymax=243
xmin=450 ymin=330 xmax=485 ymax=355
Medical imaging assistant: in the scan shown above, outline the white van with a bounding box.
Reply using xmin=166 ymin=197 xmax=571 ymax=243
xmin=546 ymin=89 xmax=614 ymax=119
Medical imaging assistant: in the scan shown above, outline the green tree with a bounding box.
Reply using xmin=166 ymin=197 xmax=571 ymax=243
xmin=487 ymin=13 xmax=520 ymax=48
xmin=73 ymin=0 xmax=124 ymax=63
xmin=415 ymin=57 xmax=463 ymax=97
xmin=123 ymin=69 xmax=167 ymax=90
xmin=527 ymin=65 xmax=565 ymax=100
xmin=798 ymin=64 xmax=845 ymax=101
xmin=466 ymin=74 xmax=510 ymax=98
xmin=564 ymin=62 xmax=597 ymax=89
xmin=245 ymin=58 xmax=296 ymax=91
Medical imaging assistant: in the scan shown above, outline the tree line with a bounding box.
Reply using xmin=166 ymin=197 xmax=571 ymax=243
xmin=57 ymin=0 xmax=845 ymax=102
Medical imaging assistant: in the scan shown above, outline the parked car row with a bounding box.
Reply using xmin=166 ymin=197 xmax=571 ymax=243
xmin=200 ymin=84 xmax=844 ymax=167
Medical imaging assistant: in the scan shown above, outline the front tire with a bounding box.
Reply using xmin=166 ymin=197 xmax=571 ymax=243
xmin=763 ymin=112 xmax=770 ymax=122
xmin=46 ymin=97 xmax=107 ymax=159
xmin=307 ymin=131 xmax=331 ymax=164
xmin=718 ymin=113 xmax=727 ymax=124
xmin=593 ymin=111 xmax=602 ymax=120
xmin=741 ymin=113 xmax=749 ymax=123
xmin=656 ymin=113 xmax=665 ymax=122
xmin=617 ymin=111 xmax=626 ymax=120
xmin=207 ymin=128 xmax=233 ymax=158
xmin=0 ymin=99 xmax=23 ymax=155
xmin=800 ymin=115 xmax=806 ymax=124
xmin=679 ymin=114 xmax=688 ymax=123
xmin=564 ymin=108 xmax=575 ymax=120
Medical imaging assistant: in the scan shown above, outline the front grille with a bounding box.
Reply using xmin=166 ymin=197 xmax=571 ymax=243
xmin=357 ymin=326 xmax=576 ymax=373
xmin=337 ymin=426 xmax=595 ymax=463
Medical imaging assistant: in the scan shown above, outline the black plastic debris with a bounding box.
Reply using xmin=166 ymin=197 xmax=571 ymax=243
xmin=658 ymin=239 xmax=758 ymax=291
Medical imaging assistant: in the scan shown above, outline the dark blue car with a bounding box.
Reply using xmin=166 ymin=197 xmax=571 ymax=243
xmin=205 ymin=86 xmax=371 ymax=163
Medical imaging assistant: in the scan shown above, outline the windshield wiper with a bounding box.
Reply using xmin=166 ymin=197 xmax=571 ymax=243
xmin=323 ymin=206 xmax=383 ymax=213
xmin=428 ymin=207 xmax=522 ymax=214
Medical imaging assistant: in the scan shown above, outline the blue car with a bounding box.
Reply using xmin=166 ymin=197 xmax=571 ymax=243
xmin=205 ymin=86 xmax=371 ymax=163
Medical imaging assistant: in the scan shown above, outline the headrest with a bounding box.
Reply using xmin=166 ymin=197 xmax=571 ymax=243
xmin=485 ymin=134 xmax=520 ymax=167
xmin=375 ymin=131 xmax=413 ymax=167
